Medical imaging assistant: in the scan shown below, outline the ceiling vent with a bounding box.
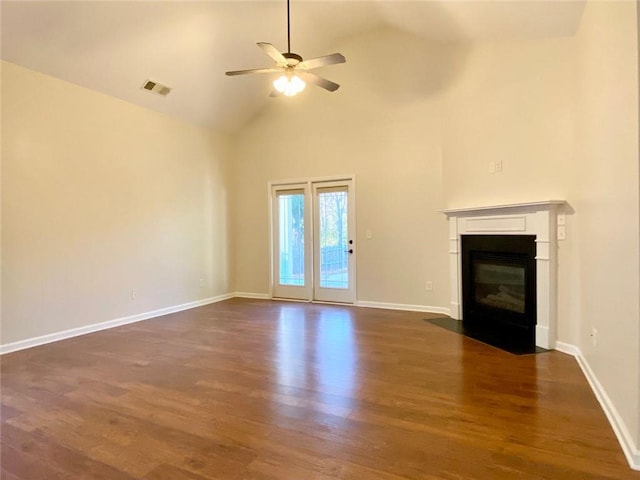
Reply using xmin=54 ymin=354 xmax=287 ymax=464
xmin=141 ymin=79 xmax=171 ymax=97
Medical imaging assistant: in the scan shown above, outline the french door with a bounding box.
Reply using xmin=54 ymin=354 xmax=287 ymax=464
xmin=272 ymin=184 xmax=312 ymax=300
xmin=271 ymin=179 xmax=355 ymax=303
xmin=312 ymin=182 xmax=355 ymax=303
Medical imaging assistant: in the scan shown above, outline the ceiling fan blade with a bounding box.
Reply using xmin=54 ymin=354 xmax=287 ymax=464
xmin=226 ymin=67 xmax=282 ymax=76
xmin=298 ymin=72 xmax=340 ymax=92
xmin=297 ymin=53 xmax=346 ymax=70
xmin=257 ymin=42 xmax=288 ymax=66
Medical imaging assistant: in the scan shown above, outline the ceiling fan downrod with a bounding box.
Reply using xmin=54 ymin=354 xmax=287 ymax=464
xmin=286 ymin=0 xmax=291 ymax=54
xmin=283 ymin=0 xmax=302 ymax=64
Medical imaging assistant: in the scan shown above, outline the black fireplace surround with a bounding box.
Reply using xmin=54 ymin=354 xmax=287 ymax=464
xmin=461 ymin=234 xmax=537 ymax=350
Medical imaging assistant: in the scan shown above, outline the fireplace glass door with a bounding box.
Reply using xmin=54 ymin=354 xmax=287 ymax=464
xmin=473 ymin=261 xmax=526 ymax=314
xmin=461 ymin=235 xmax=536 ymax=348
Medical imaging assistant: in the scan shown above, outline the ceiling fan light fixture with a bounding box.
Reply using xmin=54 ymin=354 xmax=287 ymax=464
xmin=273 ymin=73 xmax=305 ymax=96
xmin=225 ymin=0 xmax=345 ymax=96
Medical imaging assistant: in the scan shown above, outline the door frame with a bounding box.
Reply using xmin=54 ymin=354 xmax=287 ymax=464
xmin=269 ymin=175 xmax=356 ymax=303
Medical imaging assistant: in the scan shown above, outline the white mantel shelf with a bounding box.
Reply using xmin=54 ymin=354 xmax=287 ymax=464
xmin=443 ymin=200 xmax=566 ymax=350
xmin=442 ymin=200 xmax=566 ymax=215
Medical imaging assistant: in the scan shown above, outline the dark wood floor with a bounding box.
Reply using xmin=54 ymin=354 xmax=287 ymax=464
xmin=1 ymin=298 xmax=638 ymax=479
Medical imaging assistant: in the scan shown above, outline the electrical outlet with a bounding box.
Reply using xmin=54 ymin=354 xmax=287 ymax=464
xmin=557 ymin=214 xmax=566 ymax=226
xmin=426 ymin=281 xmax=433 ymax=291
xmin=495 ymin=160 xmax=503 ymax=173
xmin=591 ymin=327 xmax=598 ymax=347
xmin=199 ymin=278 xmax=205 ymax=288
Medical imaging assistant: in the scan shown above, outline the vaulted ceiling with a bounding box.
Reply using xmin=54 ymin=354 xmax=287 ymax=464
xmin=1 ymin=1 xmax=586 ymax=133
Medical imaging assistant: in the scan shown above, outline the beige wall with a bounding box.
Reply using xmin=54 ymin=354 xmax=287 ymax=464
xmin=231 ymin=26 xmax=583 ymax=321
xmin=573 ymin=0 xmax=640 ymax=450
xmin=1 ymin=61 xmax=232 ymax=345
xmin=230 ymin=2 xmax=639 ymax=460
xmin=231 ymin=28 xmax=452 ymax=308
xmin=440 ymin=38 xmax=576 ymax=208
xmin=439 ymin=36 xmax=579 ymax=344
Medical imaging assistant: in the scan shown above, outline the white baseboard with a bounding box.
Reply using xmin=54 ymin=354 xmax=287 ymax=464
xmin=449 ymin=301 xmax=461 ymax=320
xmin=535 ymin=325 xmax=550 ymax=349
xmin=233 ymin=292 xmax=271 ymax=299
xmin=229 ymin=294 xmax=451 ymax=316
xmin=356 ymin=300 xmax=450 ymax=316
xmin=239 ymin=296 xmax=452 ymax=317
xmin=0 ymin=293 xmax=234 ymax=355
xmin=554 ymin=341 xmax=581 ymax=356
xmin=557 ymin=341 xmax=640 ymax=471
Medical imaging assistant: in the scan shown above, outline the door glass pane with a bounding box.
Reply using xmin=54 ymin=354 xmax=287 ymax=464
xmin=278 ymin=193 xmax=305 ymax=286
xmin=318 ymin=190 xmax=348 ymax=289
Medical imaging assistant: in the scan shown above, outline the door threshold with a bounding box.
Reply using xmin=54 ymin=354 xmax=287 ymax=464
xmin=311 ymin=300 xmax=354 ymax=306
xmin=271 ymin=297 xmax=310 ymax=303
xmin=271 ymin=297 xmax=355 ymax=306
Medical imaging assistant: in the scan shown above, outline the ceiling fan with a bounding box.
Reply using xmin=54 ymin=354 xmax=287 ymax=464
xmin=225 ymin=0 xmax=346 ymax=97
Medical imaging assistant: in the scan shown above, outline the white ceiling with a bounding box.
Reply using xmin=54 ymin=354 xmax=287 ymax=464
xmin=1 ymin=1 xmax=586 ymax=133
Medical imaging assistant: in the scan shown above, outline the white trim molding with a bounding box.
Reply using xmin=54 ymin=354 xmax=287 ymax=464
xmin=233 ymin=292 xmax=271 ymax=300
xmin=554 ymin=341 xmax=581 ymax=357
xmin=443 ymin=200 xmax=565 ymax=349
xmin=243 ymin=294 xmax=452 ymax=317
xmin=0 ymin=294 xmax=234 ymax=355
xmin=557 ymin=342 xmax=640 ymax=471
xmin=356 ymin=300 xmax=450 ymax=316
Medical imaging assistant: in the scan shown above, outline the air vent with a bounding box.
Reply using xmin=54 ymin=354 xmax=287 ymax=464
xmin=141 ymin=79 xmax=172 ymax=97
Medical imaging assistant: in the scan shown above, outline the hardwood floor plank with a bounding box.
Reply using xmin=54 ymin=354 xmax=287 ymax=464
xmin=141 ymin=464 xmax=218 ymax=480
xmin=242 ymin=455 xmax=342 ymax=480
xmin=0 ymin=468 xmax=21 ymax=480
xmin=1 ymin=298 xmax=638 ymax=479
xmin=1 ymin=424 xmax=137 ymax=480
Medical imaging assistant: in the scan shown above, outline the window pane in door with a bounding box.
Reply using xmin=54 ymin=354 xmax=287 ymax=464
xmin=278 ymin=193 xmax=305 ymax=286
xmin=318 ymin=190 xmax=348 ymax=289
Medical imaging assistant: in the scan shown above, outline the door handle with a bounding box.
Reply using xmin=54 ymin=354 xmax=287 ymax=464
xmin=346 ymin=239 xmax=354 ymax=254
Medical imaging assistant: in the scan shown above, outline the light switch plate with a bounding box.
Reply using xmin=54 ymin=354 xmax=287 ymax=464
xmin=557 ymin=225 xmax=566 ymax=240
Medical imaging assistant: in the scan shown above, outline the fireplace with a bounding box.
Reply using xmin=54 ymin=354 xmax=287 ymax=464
xmin=443 ymin=201 xmax=565 ymax=349
xmin=462 ymin=235 xmax=537 ymax=348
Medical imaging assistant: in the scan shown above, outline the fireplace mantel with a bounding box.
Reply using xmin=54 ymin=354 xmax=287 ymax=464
xmin=443 ymin=201 xmax=566 ymax=349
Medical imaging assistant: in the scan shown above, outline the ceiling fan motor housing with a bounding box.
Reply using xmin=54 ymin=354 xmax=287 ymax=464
xmin=283 ymin=52 xmax=303 ymax=65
